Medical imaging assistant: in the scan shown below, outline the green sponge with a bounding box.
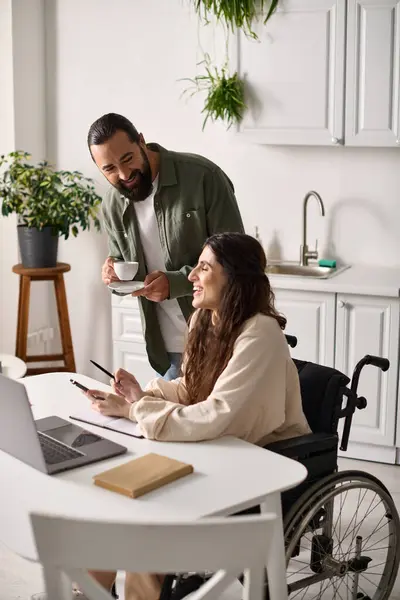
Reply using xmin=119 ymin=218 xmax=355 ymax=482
xmin=319 ymin=259 xmax=336 ymax=268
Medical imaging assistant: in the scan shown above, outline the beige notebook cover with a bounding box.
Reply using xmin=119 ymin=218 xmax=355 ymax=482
xmin=93 ymin=453 xmax=194 ymax=498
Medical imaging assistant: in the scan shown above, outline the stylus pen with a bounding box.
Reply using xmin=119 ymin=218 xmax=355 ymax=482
xmin=90 ymin=359 xmax=115 ymax=380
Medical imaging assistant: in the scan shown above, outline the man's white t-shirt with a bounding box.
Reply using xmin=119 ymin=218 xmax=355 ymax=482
xmin=133 ymin=176 xmax=187 ymax=352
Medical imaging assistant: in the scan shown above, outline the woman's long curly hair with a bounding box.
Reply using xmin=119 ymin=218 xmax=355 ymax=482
xmin=184 ymin=232 xmax=286 ymax=405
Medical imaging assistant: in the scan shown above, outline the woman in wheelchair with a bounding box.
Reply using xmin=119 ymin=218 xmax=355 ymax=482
xmin=87 ymin=231 xmax=310 ymax=446
xmin=81 ymin=232 xmax=311 ymax=599
xmin=79 ymin=232 xmax=400 ymax=600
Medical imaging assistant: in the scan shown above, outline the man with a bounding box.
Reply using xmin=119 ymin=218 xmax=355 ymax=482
xmin=88 ymin=113 xmax=244 ymax=380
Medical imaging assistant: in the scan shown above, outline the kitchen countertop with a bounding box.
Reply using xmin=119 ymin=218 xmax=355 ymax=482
xmin=267 ymin=264 xmax=400 ymax=298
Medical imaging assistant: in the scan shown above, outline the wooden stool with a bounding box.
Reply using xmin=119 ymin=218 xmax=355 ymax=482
xmin=12 ymin=262 xmax=76 ymax=376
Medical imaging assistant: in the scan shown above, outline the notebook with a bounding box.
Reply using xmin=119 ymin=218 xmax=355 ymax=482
xmin=69 ymin=407 xmax=144 ymax=439
xmin=93 ymin=453 xmax=194 ymax=498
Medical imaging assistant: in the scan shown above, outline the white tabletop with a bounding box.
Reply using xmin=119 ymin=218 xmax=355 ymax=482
xmin=0 ymin=372 xmax=307 ymax=562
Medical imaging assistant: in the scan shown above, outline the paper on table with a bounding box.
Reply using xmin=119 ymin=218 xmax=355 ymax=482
xmin=111 ymin=418 xmax=144 ymax=436
xmin=70 ymin=406 xmax=143 ymax=438
xmin=71 ymin=409 xmax=113 ymax=427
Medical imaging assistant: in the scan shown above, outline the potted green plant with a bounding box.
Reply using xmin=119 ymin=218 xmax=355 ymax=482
xmin=0 ymin=151 xmax=102 ymax=268
xmin=182 ymin=59 xmax=246 ymax=130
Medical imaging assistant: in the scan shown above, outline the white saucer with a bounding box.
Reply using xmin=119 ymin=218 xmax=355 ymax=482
xmin=108 ymin=281 xmax=145 ymax=294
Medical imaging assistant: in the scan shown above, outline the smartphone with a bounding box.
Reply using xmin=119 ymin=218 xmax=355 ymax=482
xmin=70 ymin=378 xmax=103 ymax=400
xmin=70 ymin=378 xmax=89 ymax=393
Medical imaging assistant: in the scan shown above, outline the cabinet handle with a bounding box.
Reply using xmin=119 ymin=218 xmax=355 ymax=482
xmin=396 ymin=139 xmax=400 ymax=145
xmin=338 ymin=300 xmax=346 ymax=308
xmin=331 ymin=137 xmax=340 ymax=144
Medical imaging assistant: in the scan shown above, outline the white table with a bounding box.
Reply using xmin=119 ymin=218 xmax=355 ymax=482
xmin=0 ymin=372 xmax=307 ymax=600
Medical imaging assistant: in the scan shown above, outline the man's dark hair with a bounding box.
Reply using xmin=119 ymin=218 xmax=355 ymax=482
xmin=87 ymin=113 xmax=140 ymax=157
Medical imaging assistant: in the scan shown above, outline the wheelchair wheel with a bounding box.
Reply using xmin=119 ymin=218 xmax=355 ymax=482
xmin=284 ymin=470 xmax=400 ymax=600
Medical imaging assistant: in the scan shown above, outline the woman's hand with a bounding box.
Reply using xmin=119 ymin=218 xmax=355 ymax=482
xmin=86 ymin=389 xmax=131 ymax=418
xmin=112 ymin=368 xmax=145 ymax=403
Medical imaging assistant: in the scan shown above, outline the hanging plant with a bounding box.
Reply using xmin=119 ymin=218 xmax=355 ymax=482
xmin=181 ymin=58 xmax=246 ymax=131
xmin=183 ymin=0 xmax=280 ymax=129
xmin=192 ymin=0 xmax=280 ymax=38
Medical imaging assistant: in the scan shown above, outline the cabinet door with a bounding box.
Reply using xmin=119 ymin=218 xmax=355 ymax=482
xmin=345 ymin=0 xmax=400 ymax=147
xmin=232 ymin=0 xmax=346 ymax=145
xmin=112 ymin=295 xmax=157 ymax=387
xmin=112 ymin=305 xmax=144 ymax=344
xmin=335 ymin=294 xmax=399 ymax=446
xmin=274 ymin=289 xmax=335 ymax=366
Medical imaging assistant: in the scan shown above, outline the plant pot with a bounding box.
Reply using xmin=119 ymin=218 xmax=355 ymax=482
xmin=17 ymin=225 xmax=59 ymax=268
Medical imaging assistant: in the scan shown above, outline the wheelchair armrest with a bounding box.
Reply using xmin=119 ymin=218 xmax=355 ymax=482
xmin=265 ymin=432 xmax=338 ymax=459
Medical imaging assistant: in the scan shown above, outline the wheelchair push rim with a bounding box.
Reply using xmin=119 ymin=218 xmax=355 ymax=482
xmin=284 ymin=471 xmax=400 ymax=600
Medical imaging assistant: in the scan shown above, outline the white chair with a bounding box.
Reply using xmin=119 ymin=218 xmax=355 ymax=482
xmin=30 ymin=512 xmax=284 ymax=600
xmin=0 ymin=353 xmax=27 ymax=379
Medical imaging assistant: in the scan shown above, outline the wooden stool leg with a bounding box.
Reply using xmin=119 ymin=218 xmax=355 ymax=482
xmin=15 ymin=275 xmax=31 ymax=361
xmin=54 ymin=274 xmax=76 ymax=372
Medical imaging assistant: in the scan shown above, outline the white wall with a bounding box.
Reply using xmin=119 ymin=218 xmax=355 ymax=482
xmin=0 ymin=0 xmax=54 ymax=356
xmin=2 ymin=0 xmax=400 ymax=374
xmin=0 ymin=0 xmax=17 ymax=354
xmin=47 ymin=0 xmax=400 ymax=267
xmin=12 ymin=0 xmax=56 ymax=351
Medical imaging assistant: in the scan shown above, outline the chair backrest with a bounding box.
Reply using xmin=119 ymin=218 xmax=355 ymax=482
xmin=31 ymin=512 xmax=280 ymax=600
xmin=294 ymin=359 xmax=350 ymax=435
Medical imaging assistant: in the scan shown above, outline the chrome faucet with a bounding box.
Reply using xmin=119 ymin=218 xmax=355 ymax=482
xmin=300 ymin=191 xmax=325 ymax=266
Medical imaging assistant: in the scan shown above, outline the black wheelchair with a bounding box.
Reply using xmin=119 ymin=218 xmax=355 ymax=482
xmin=267 ymin=337 xmax=400 ymax=599
xmin=114 ymin=336 xmax=400 ymax=600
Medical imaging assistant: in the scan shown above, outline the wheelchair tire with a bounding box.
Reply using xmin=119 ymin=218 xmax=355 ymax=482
xmin=283 ymin=470 xmax=400 ymax=600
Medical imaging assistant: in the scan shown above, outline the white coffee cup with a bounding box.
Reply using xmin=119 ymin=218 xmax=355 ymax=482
xmin=113 ymin=261 xmax=139 ymax=281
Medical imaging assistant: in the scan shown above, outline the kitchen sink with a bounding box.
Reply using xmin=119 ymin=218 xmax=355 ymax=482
xmin=265 ymin=262 xmax=350 ymax=279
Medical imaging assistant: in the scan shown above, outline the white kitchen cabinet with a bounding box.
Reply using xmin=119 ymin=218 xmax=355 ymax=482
xmin=111 ymin=294 xmax=156 ymax=387
xmin=233 ymin=0 xmax=400 ymax=147
xmin=335 ymin=294 xmax=399 ymax=447
xmin=233 ymin=0 xmax=346 ymax=145
xmin=274 ymin=289 xmax=336 ymax=366
xmin=345 ymin=0 xmax=400 ymax=147
xmin=271 ymin=283 xmax=400 ymax=461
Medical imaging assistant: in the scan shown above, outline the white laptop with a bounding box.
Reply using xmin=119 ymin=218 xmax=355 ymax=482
xmin=0 ymin=374 xmax=127 ymax=475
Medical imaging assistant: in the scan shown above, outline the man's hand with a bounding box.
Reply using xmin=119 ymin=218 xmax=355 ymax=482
xmin=101 ymin=257 xmax=119 ymax=285
xmin=133 ymin=270 xmax=169 ymax=302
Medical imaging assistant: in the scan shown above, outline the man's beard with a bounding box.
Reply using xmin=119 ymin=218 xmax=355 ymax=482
xmin=115 ymin=148 xmax=153 ymax=202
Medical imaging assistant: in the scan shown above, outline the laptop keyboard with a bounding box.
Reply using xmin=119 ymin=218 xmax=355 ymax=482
xmin=38 ymin=432 xmax=84 ymax=465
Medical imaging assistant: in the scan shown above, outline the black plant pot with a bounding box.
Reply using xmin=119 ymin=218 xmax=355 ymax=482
xmin=17 ymin=225 xmax=59 ymax=268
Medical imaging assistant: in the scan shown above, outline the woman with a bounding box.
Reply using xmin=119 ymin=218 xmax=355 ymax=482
xmin=87 ymin=232 xmax=310 ymax=448
xmin=73 ymin=233 xmax=311 ymax=600
xmin=34 ymin=233 xmax=310 ymax=600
